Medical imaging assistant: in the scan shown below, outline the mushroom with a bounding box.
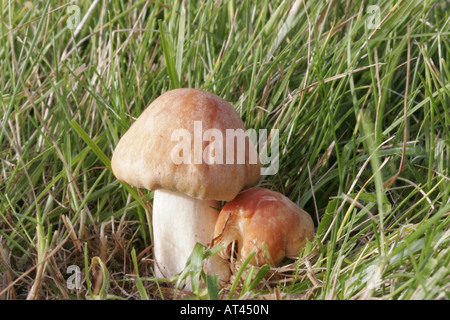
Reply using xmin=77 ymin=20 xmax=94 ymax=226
xmin=111 ymin=88 xmax=261 ymax=289
xmin=213 ymin=187 xmax=315 ymax=268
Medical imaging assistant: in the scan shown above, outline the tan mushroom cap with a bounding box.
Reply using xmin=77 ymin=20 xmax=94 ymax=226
xmin=213 ymin=187 xmax=315 ymax=267
xmin=111 ymin=88 xmax=261 ymax=201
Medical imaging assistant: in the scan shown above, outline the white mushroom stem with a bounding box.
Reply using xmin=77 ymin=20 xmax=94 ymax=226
xmin=152 ymin=189 xmax=230 ymax=290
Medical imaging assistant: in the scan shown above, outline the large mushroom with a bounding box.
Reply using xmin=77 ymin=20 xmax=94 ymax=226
xmin=111 ymin=88 xmax=261 ymax=289
xmin=213 ymin=187 xmax=314 ymax=268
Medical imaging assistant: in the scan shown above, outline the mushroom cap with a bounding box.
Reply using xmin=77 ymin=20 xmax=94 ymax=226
xmin=213 ymin=187 xmax=315 ymax=266
xmin=111 ymin=88 xmax=261 ymax=201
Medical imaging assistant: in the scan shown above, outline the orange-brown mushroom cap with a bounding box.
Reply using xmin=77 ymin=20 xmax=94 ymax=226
xmin=213 ymin=187 xmax=315 ymax=267
xmin=111 ymin=88 xmax=261 ymax=201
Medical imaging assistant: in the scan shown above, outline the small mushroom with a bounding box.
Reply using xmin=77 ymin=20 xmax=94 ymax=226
xmin=111 ymin=88 xmax=261 ymax=290
xmin=213 ymin=187 xmax=315 ymax=268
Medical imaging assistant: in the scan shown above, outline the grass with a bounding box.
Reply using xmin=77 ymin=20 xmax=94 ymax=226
xmin=0 ymin=0 xmax=449 ymax=300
